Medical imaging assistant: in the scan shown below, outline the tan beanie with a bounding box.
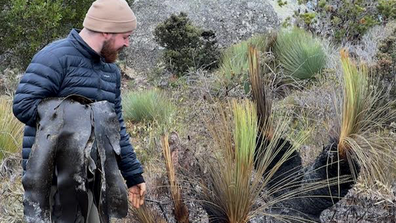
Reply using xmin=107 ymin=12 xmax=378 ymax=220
xmin=83 ymin=0 xmax=137 ymax=33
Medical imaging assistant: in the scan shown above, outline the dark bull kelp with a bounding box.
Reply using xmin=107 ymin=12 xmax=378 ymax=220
xmin=22 ymin=96 xmax=128 ymax=222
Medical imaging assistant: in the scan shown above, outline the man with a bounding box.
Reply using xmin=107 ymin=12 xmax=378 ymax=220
xmin=12 ymin=0 xmax=146 ymax=221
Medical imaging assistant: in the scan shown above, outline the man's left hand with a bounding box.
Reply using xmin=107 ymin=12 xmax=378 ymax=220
xmin=128 ymin=183 xmax=146 ymax=208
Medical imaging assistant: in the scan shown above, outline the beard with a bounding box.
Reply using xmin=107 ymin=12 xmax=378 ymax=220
xmin=100 ymin=39 xmax=123 ymax=63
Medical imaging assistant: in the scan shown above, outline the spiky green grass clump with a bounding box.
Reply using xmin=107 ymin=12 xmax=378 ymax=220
xmin=332 ymin=50 xmax=396 ymax=186
xmin=219 ymin=34 xmax=270 ymax=83
xmin=122 ymin=89 xmax=175 ymax=125
xmin=202 ymin=99 xmax=258 ymax=222
xmin=275 ymin=27 xmax=326 ymax=80
xmin=0 ymin=97 xmax=23 ymax=160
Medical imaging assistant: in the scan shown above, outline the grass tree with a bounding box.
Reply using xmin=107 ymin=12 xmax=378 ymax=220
xmin=275 ymin=27 xmax=326 ymax=80
xmin=0 ymin=97 xmax=23 ymax=160
xmin=201 ymin=99 xmax=260 ymax=223
xmin=202 ymin=46 xmax=319 ymax=221
xmin=248 ymin=45 xmax=272 ymax=138
xmin=199 ymin=47 xmax=298 ymax=222
xmin=332 ymin=49 xmax=396 ymax=186
xmin=200 ymin=97 xmax=339 ymax=222
xmin=198 ymin=47 xmax=353 ymax=222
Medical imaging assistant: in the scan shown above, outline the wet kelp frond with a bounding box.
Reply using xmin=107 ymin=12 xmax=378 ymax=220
xmin=0 ymin=97 xmax=23 ymax=161
xmin=333 ymin=49 xmax=396 ymax=185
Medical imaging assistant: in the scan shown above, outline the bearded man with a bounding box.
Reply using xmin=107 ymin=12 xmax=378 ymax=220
xmin=12 ymin=0 xmax=146 ymax=222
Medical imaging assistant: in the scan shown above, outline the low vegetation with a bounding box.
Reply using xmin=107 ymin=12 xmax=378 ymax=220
xmin=154 ymin=12 xmax=220 ymax=76
xmin=0 ymin=97 xmax=23 ymax=161
xmin=295 ymin=0 xmax=396 ymax=43
xmin=122 ymin=89 xmax=175 ymax=126
xmin=2 ymin=3 xmax=396 ymax=223
xmin=219 ymin=34 xmax=272 ymax=87
xmin=0 ymin=0 xmax=94 ymax=69
xmin=274 ymin=27 xmax=326 ymax=80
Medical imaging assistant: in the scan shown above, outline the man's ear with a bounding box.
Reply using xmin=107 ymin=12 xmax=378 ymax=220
xmin=102 ymin=32 xmax=113 ymax=40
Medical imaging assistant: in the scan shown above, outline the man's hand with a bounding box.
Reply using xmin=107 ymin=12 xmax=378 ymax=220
xmin=128 ymin=183 xmax=146 ymax=208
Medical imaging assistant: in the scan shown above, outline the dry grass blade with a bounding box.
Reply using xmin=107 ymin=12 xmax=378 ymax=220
xmin=0 ymin=97 xmax=24 ymax=161
xmin=338 ymin=49 xmax=370 ymax=158
xmin=0 ymin=154 xmax=24 ymax=223
xmin=130 ymin=204 xmax=167 ymax=223
xmin=248 ymin=45 xmax=272 ymax=138
xmin=162 ymin=134 xmax=189 ymax=223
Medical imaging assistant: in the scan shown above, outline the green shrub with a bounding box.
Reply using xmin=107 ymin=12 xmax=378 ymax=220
xmin=0 ymin=0 xmax=94 ymax=69
xmin=0 ymin=97 xmax=24 ymax=160
xmin=274 ymin=27 xmax=326 ymax=80
xmin=277 ymin=0 xmax=288 ymax=7
xmin=299 ymin=12 xmax=316 ymax=25
xmin=122 ymin=89 xmax=175 ymax=125
xmin=374 ymin=27 xmax=396 ymax=99
xmin=154 ymin=12 xmax=220 ymax=76
xmin=377 ymin=0 xmax=396 ymax=21
xmin=294 ymin=0 xmax=394 ymax=43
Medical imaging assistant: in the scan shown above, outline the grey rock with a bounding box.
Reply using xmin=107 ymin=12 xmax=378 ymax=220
xmin=126 ymin=0 xmax=279 ymax=73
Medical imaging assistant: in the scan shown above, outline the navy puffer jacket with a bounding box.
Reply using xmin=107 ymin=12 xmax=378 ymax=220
xmin=13 ymin=29 xmax=143 ymax=187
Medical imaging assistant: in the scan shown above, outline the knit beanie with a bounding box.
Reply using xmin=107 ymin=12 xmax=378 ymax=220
xmin=83 ymin=0 xmax=137 ymax=33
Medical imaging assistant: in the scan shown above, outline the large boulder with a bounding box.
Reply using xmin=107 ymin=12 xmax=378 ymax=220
xmin=126 ymin=0 xmax=280 ymax=73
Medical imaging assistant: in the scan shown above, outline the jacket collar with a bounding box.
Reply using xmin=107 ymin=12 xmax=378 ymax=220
xmin=68 ymin=29 xmax=104 ymax=63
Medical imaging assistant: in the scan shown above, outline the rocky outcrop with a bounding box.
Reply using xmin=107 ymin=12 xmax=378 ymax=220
xmin=126 ymin=0 xmax=280 ymax=73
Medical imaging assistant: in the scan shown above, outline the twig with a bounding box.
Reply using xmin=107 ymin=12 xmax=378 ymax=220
xmin=145 ymin=198 xmax=170 ymax=222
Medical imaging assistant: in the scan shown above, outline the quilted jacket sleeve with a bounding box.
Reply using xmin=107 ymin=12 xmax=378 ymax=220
xmin=13 ymin=50 xmax=63 ymax=126
xmin=114 ymin=69 xmax=144 ymax=187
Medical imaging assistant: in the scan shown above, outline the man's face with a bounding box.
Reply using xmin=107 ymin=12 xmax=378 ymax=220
xmin=101 ymin=32 xmax=132 ymax=63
